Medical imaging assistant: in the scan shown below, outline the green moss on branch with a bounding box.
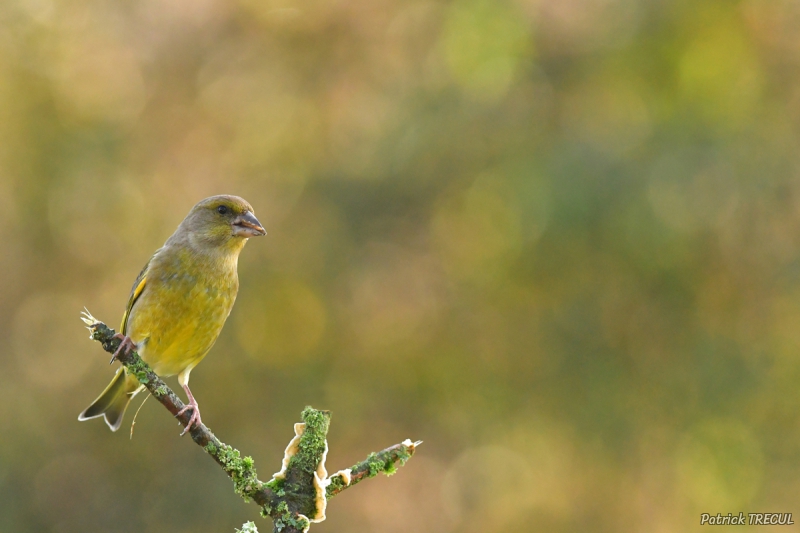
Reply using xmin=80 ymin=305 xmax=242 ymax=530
xmin=82 ymin=316 xmax=418 ymax=533
xmin=326 ymin=440 xmax=420 ymax=498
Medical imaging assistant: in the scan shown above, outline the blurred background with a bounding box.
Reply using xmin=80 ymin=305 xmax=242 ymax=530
xmin=1 ymin=0 xmax=799 ymax=531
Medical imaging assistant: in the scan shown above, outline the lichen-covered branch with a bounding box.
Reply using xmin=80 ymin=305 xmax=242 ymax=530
xmin=326 ymin=440 xmax=420 ymax=498
xmin=81 ymin=316 xmax=419 ymax=532
xmin=82 ymin=317 xmax=281 ymax=510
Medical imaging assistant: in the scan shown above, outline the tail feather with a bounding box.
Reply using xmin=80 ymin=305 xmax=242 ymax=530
xmin=78 ymin=368 xmax=140 ymax=431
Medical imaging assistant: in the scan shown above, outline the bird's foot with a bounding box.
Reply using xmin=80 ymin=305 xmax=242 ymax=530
xmin=176 ymin=385 xmax=202 ymax=436
xmin=109 ymin=333 xmax=136 ymax=365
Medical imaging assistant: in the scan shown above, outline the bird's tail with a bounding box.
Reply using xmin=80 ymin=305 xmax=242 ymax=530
xmin=78 ymin=368 xmax=141 ymax=432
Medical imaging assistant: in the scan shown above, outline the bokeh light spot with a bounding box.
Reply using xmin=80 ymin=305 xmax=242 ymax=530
xmin=679 ymin=21 xmax=764 ymax=129
xmin=13 ymin=292 xmax=94 ymax=390
xmin=234 ymin=278 xmax=327 ymax=365
xmin=441 ymin=0 xmax=532 ymax=101
xmin=431 ymin=173 xmax=522 ymax=281
xmin=675 ymin=418 xmax=764 ymax=511
xmin=442 ymin=445 xmax=536 ymax=530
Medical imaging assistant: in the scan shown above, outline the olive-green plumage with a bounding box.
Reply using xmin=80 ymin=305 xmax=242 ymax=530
xmin=79 ymin=195 xmax=265 ymax=431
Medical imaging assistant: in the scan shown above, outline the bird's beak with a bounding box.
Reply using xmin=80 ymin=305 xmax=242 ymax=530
xmin=232 ymin=212 xmax=266 ymax=237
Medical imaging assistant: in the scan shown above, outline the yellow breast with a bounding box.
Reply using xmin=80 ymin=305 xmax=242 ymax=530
xmin=125 ymin=248 xmax=239 ymax=377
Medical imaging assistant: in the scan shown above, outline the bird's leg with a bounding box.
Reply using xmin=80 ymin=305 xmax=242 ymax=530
xmin=109 ymin=333 xmax=136 ymax=365
xmin=176 ymin=384 xmax=202 ymax=436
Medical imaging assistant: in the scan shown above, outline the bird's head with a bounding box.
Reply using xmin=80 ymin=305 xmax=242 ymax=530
xmin=177 ymin=195 xmax=266 ymax=253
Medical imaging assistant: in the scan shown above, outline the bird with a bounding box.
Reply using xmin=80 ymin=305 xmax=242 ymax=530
xmin=79 ymin=195 xmax=265 ymax=434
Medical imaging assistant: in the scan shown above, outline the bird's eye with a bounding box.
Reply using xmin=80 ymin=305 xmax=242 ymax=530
xmin=217 ymin=205 xmax=229 ymax=215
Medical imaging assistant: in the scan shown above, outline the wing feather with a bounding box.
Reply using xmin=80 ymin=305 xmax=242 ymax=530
xmin=120 ymin=255 xmax=154 ymax=335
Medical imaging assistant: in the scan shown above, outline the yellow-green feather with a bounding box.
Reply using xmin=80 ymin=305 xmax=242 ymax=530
xmin=122 ymin=268 xmax=148 ymax=334
xmin=126 ymin=246 xmax=239 ymax=383
xmin=77 ymin=368 xmax=140 ymax=431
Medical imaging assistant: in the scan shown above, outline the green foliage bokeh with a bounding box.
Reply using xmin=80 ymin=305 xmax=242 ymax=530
xmin=0 ymin=0 xmax=798 ymax=532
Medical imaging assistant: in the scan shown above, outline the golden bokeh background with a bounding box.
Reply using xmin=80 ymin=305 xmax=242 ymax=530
xmin=2 ymin=0 xmax=800 ymax=531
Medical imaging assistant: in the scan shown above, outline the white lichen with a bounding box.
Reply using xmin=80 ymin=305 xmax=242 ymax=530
xmin=309 ymin=439 xmax=329 ymax=522
xmin=270 ymin=423 xmax=418 ymax=529
xmin=270 ymin=423 xmax=331 ymax=523
xmin=328 ymin=468 xmax=352 ymax=487
xmin=296 ymin=514 xmax=311 ymax=533
xmin=235 ymin=521 xmax=259 ymax=533
xmin=310 ymin=471 xmax=328 ymax=523
xmin=402 ymin=439 xmax=423 ymax=449
xmin=317 ymin=439 xmax=329 ymax=481
xmin=272 ymin=423 xmax=305 ymax=480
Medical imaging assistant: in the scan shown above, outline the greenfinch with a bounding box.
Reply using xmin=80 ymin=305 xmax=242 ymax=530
xmin=79 ymin=195 xmax=265 ymax=433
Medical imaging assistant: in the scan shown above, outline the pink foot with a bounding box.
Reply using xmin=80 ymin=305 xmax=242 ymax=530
xmin=110 ymin=333 xmax=136 ymax=364
xmin=176 ymin=384 xmax=202 ymax=436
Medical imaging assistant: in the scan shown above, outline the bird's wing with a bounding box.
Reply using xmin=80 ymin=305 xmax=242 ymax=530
xmin=120 ymin=252 xmax=156 ymax=335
